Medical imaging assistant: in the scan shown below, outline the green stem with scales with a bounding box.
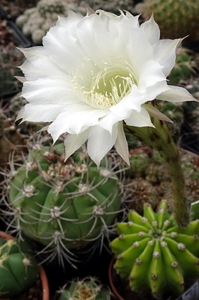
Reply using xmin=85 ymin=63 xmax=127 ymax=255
xmin=125 ymin=116 xmax=190 ymax=228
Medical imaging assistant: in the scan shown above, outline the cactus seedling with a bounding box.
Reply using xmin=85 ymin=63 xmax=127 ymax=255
xmin=0 ymin=235 xmax=38 ymax=298
xmin=57 ymin=277 xmax=111 ymax=300
xmin=110 ymin=200 xmax=199 ymax=299
xmin=4 ymin=143 xmax=123 ymax=265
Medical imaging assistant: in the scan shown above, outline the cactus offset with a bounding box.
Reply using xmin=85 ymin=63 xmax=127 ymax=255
xmin=3 ymin=143 xmax=123 ymax=264
xmin=0 ymin=236 xmax=38 ymax=297
xmin=110 ymin=200 xmax=199 ymax=299
xmin=142 ymin=0 xmax=199 ymax=41
xmin=57 ymin=277 xmax=111 ymax=300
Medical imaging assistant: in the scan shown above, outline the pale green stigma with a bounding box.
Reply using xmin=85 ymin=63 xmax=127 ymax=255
xmin=71 ymin=58 xmax=136 ymax=109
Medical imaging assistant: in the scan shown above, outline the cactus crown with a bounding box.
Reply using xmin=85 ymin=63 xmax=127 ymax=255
xmin=110 ymin=200 xmax=199 ymax=299
xmin=0 ymin=236 xmax=38 ymax=297
xmin=2 ymin=143 xmax=124 ymax=265
xmin=57 ymin=277 xmax=111 ymax=300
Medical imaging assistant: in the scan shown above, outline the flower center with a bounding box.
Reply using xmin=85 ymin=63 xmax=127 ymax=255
xmin=71 ymin=59 xmax=136 ymax=109
xmin=86 ymin=67 xmax=134 ymax=108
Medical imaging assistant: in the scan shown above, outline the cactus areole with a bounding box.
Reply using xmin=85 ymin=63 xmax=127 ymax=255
xmin=0 ymin=237 xmax=38 ymax=297
xmin=7 ymin=144 xmax=122 ymax=261
xmin=110 ymin=200 xmax=199 ymax=299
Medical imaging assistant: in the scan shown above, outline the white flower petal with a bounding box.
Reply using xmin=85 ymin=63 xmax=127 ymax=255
xmin=20 ymin=56 xmax=68 ymax=81
xmin=42 ymin=17 xmax=86 ymax=72
xmin=87 ymin=126 xmax=117 ymax=166
xmin=140 ymin=15 xmax=160 ymax=45
xmin=125 ymin=106 xmax=155 ymax=127
xmin=19 ymin=46 xmax=44 ymax=60
xmin=110 ymin=85 xmax=145 ymax=118
xmin=143 ymin=104 xmax=173 ymax=123
xmin=48 ymin=104 xmax=106 ymax=141
xmin=17 ymin=103 xmax=64 ymax=122
xmin=138 ymin=60 xmax=165 ymax=91
xmin=98 ymin=112 xmax=122 ymax=134
xmin=153 ymin=38 xmax=181 ymax=77
xmin=21 ymin=77 xmax=75 ymax=105
xmin=114 ymin=122 xmax=130 ymax=165
xmin=64 ymin=130 xmax=89 ymax=161
xmin=157 ymin=85 xmax=198 ymax=103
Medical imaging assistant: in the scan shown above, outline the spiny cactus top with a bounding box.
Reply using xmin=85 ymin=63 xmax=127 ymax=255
xmin=5 ymin=143 xmax=123 ymax=265
xmin=57 ymin=277 xmax=111 ymax=300
xmin=0 ymin=236 xmax=38 ymax=297
xmin=110 ymin=200 xmax=199 ymax=299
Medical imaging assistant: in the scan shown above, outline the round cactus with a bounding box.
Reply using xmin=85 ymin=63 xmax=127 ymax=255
xmin=4 ymin=143 xmax=123 ymax=264
xmin=0 ymin=236 xmax=38 ymax=297
xmin=57 ymin=277 xmax=111 ymax=300
xmin=142 ymin=0 xmax=199 ymax=41
xmin=110 ymin=200 xmax=199 ymax=299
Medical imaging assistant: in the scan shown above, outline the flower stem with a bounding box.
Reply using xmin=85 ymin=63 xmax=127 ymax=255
xmin=125 ymin=117 xmax=190 ymax=228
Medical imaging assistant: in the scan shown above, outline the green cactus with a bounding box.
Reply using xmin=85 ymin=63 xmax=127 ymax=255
xmin=57 ymin=277 xmax=111 ymax=300
xmin=4 ymin=143 xmax=122 ymax=264
xmin=0 ymin=236 xmax=38 ymax=298
xmin=141 ymin=0 xmax=199 ymax=41
xmin=110 ymin=200 xmax=199 ymax=299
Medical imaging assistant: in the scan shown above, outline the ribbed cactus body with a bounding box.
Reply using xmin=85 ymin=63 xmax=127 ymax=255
xmin=7 ymin=144 xmax=122 ymax=261
xmin=143 ymin=0 xmax=199 ymax=41
xmin=110 ymin=200 xmax=199 ymax=299
xmin=0 ymin=237 xmax=38 ymax=297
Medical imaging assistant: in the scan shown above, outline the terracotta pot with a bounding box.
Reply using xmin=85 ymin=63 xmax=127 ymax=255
xmin=108 ymin=257 xmax=124 ymax=300
xmin=0 ymin=231 xmax=50 ymax=300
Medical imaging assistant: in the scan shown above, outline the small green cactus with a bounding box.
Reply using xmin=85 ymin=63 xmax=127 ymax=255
xmin=0 ymin=235 xmax=38 ymax=298
xmin=57 ymin=277 xmax=111 ymax=300
xmin=141 ymin=0 xmax=199 ymax=41
xmin=4 ymin=143 xmax=123 ymax=264
xmin=110 ymin=200 xmax=199 ymax=299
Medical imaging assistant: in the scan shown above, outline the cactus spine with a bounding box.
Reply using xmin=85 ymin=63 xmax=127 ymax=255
xmin=110 ymin=200 xmax=199 ymax=299
xmin=0 ymin=235 xmax=38 ymax=297
xmin=4 ymin=143 xmax=123 ymax=265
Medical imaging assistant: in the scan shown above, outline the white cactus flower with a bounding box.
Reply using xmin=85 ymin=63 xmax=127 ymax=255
xmin=17 ymin=9 xmax=195 ymax=166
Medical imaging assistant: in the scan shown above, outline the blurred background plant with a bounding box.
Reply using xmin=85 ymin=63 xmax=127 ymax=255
xmin=0 ymin=19 xmax=25 ymax=97
xmin=135 ymin=0 xmax=199 ymax=42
